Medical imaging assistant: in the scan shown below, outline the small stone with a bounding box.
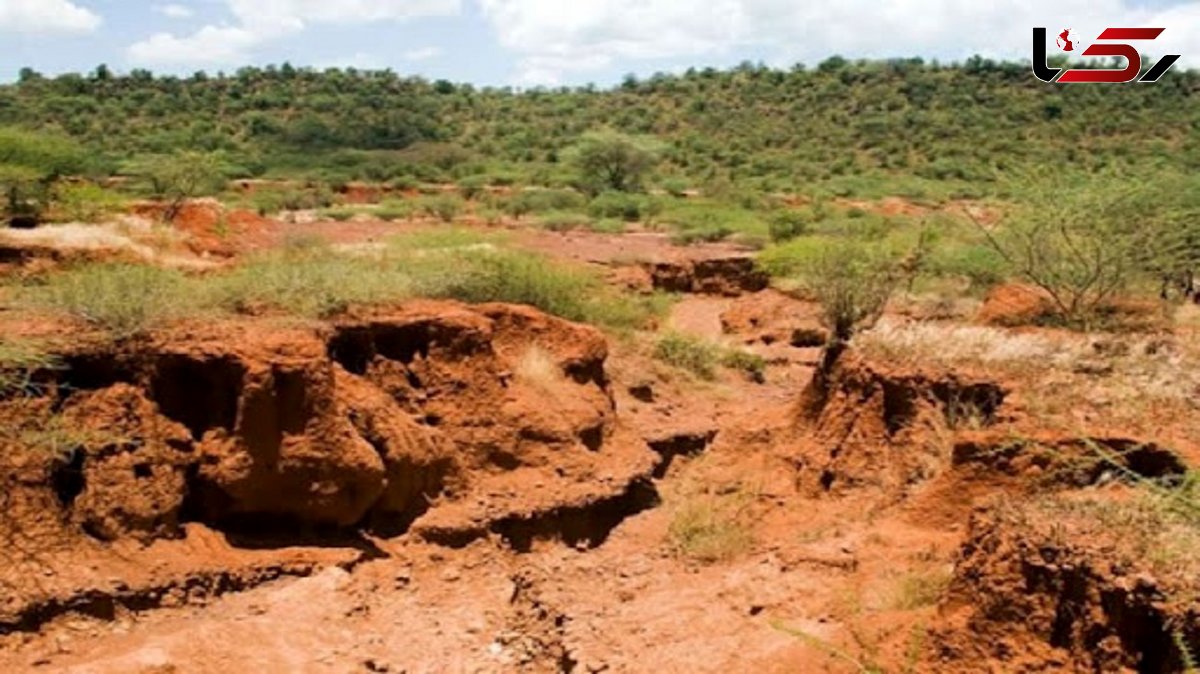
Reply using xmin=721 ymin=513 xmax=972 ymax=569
xmin=363 ymin=658 xmax=390 ymax=672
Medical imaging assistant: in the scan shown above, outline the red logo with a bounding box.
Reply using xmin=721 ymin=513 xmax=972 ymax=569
xmin=1032 ymin=27 xmax=1180 ymax=83
xmin=1056 ymin=28 xmax=1075 ymax=51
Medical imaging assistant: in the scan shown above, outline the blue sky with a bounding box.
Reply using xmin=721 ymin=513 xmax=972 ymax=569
xmin=1 ymin=0 xmax=1197 ymax=86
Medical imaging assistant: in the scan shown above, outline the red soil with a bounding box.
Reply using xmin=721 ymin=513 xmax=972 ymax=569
xmin=0 ymin=207 xmax=1197 ymax=672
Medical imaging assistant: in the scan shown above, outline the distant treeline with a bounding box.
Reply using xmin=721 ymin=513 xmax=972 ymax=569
xmin=1 ymin=56 xmax=1197 ymax=194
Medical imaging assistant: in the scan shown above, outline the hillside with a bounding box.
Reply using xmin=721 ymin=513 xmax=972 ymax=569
xmin=2 ymin=58 xmax=1198 ymax=197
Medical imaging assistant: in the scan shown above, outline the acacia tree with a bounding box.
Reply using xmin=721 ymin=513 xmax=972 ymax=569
xmin=790 ymin=237 xmax=907 ymax=415
xmin=970 ymin=171 xmax=1200 ymax=327
xmin=124 ymin=151 xmax=226 ymax=222
xmin=566 ymin=130 xmax=660 ymax=195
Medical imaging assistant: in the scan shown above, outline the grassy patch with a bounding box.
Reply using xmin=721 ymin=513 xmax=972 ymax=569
xmin=211 ymin=248 xmax=413 ymax=318
xmin=12 ymin=233 xmax=666 ymax=334
xmin=401 ymin=246 xmax=664 ymax=331
xmin=654 ymin=333 xmax=768 ymax=381
xmin=375 ymin=199 xmax=415 ymax=222
xmin=537 ymin=210 xmax=594 ymax=232
xmin=891 ymin=568 xmax=953 ymax=610
xmin=721 ymin=349 xmax=767 ymax=382
xmin=390 ymin=227 xmax=504 ymax=250
xmin=415 ymin=194 xmax=465 ymax=222
xmin=0 ymin=338 xmax=58 ymax=396
xmin=653 ymin=332 xmax=720 ymax=379
xmin=27 ymin=263 xmax=192 ymax=337
xmin=658 ymin=198 xmax=768 ymax=239
xmin=318 ymin=206 xmax=359 ymax=222
xmin=667 ymin=486 xmax=756 ymax=563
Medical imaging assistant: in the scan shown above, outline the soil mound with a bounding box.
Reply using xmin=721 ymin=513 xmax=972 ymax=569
xmin=934 ymin=500 xmax=1200 ymax=672
xmin=720 ymin=289 xmax=827 ymax=347
xmin=977 ymin=283 xmax=1059 ymax=327
xmin=0 ymin=301 xmax=658 ymax=630
xmin=792 ymin=350 xmax=1008 ymax=495
xmin=642 ymin=256 xmax=768 ymax=296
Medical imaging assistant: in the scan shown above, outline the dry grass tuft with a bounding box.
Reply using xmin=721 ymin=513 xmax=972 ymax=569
xmin=514 ymin=345 xmax=563 ymax=390
xmin=667 ymin=475 xmax=759 ymax=564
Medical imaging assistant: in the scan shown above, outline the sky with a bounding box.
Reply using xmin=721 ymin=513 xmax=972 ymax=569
xmin=1 ymin=0 xmax=1198 ymax=86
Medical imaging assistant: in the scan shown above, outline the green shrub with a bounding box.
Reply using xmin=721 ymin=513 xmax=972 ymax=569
xmin=661 ymin=177 xmax=690 ymax=197
xmin=768 ymin=208 xmax=812 ymax=242
xmin=653 ymin=333 xmax=720 ymax=379
xmin=417 ymin=194 xmax=465 ymax=222
xmin=758 ymin=236 xmax=832 ymax=278
xmin=390 ymin=176 xmax=418 ymax=191
xmin=538 ymin=211 xmax=593 ymax=232
xmin=457 ymin=175 xmax=488 ymax=200
xmin=505 ymin=189 xmax=587 ymax=218
xmin=589 ymin=191 xmax=645 ymax=221
xmin=721 ymin=349 xmax=766 ymax=382
xmin=671 ymin=223 xmax=734 ymax=245
xmin=400 ymin=247 xmax=661 ymax=330
xmin=928 ymin=244 xmax=1007 ymax=289
xmin=31 ymin=263 xmax=192 ymax=337
xmin=659 ymin=200 xmax=767 ymax=239
xmin=212 ymin=249 xmax=411 ymax=318
xmin=253 ymin=187 xmax=335 ymax=214
xmin=796 ymin=238 xmax=902 ymax=344
xmin=589 ymin=218 xmax=627 ymax=234
xmin=375 ymin=200 xmax=415 ymax=222
xmin=477 ymin=207 xmax=504 ymax=225
xmin=319 ymin=206 xmax=358 ymax=222
xmin=54 ymin=183 xmax=125 ymax=223
xmin=567 ymin=130 xmax=660 ymax=195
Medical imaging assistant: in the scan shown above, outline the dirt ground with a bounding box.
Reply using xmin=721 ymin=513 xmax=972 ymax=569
xmin=1 ymin=203 xmax=1198 ymax=673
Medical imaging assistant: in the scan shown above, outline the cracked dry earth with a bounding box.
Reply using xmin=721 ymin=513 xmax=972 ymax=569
xmin=3 ymin=226 xmax=1200 ymax=673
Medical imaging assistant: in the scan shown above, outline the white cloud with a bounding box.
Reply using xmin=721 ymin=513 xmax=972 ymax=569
xmin=479 ymin=0 xmax=1200 ymax=84
xmin=316 ymin=51 xmax=385 ymax=69
xmin=403 ymin=46 xmax=442 ymax=61
xmin=153 ymin=4 xmax=195 ymax=19
xmin=127 ymin=26 xmax=258 ymax=65
xmin=127 ymin=0 xmax=460 ymax=66
xmin=0 ymin=0 xmax=101 ymax=34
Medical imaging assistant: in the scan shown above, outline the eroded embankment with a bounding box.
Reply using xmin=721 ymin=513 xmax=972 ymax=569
xmin=787 ymin=348 xmax=1200 ymax=671
xmin=0 ymin=301 xmax=661 ymax=633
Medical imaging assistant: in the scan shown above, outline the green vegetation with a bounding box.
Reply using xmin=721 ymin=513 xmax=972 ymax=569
xmin=786 ymin=238 xmax=905 ymax=345
xmin=667 ymin=485 xmax=756 ymax=563
xmin=122 ymin=150 xmax=226 ymax=222
xmin=653 ymin=333 xmax=721 ymax=379
xmin=416 ymin=193 xmax=465 ymax=222
xmin=0 ymin=127 xmax=85 ymax=225
xmin=537 ymin=211 xmax=594 ymax=232
xmin=54 ymin=182 xmax=126 ymax=223
xmin=566 ymin=130 xmax=660 ymax=194
xmin=318 ymin=206 xmax=359 ymax=222
xmin=29 ymin=263 xmax=192 ymax=338
xmin=0 ymin=338 xmax=57 ymax=396
xmin=4 ymin=59 xmax=1197 ymax=195
xmin=212 ymin=247 xmax=412 ymax=318
xmin=721 ymin=349 xmax=767 ymax=382
xmin=971 ymin=172 xmax=1200 ymax=328
xmin=653 ymin=333 xmax=768 ymax=381
xmin=3 ymin=61 xmax=1199 ymax=331
xmin=13 ymin=234 xmax=665 ymax=335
